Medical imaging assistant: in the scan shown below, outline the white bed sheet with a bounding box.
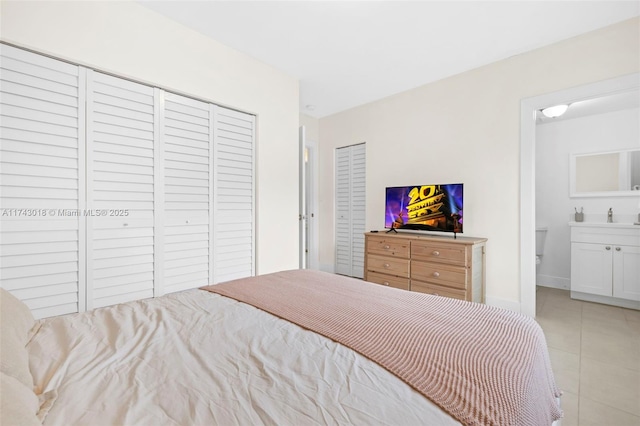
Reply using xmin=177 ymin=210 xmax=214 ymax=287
xmin=28 ymin=289 xmax=460 ymax=426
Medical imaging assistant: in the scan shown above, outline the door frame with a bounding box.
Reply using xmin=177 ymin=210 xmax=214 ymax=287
xmin=519 ymin=72 xmax=639 ymax=317
xmin=299 ymin=126 xmax=319 ymax=269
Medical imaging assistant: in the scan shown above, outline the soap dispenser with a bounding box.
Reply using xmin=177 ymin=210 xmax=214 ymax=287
xmin=607 ymin=208 xmax=613 ymax=223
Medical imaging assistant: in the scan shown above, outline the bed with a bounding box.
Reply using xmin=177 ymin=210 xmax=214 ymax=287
xmin=1 ymin=269 xmax=562 ymax=426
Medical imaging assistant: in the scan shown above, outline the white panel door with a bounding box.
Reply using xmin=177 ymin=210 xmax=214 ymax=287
xmin=334 ymin=143 xmax=366 ymax=278
xmin=0 ymin=44 xmax=86 ymax=318
xmin=299 ymin=126 xmax=306 ymax=269
xmin=212 ymin=106 xmax=255 ymax=283
xmin=86 ymin=71 xmax=156 ymax=309
xmin=162 ymin=92 xmax=212 ymax=293
xmin=613 ymin=245 xmax=640 ymax=301
xmin=571 ymin=242 xmax=613 ymax=296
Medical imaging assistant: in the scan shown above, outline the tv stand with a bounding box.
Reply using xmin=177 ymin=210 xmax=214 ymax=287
xmin=386 ymin=228 xmax=398 ymax=234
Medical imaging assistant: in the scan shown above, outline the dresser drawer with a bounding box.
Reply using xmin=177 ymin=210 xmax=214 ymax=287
xmin=411 ymin=261 xmax=467 ymax=290
xmin=411 ymin=241 xmax=467 ymax=266
xmin=411 ymin=281 xmax=467 ymax=300
xmin=367 ymin=236 xmax=410 ymax=259
xmin=366 ymin=271 xmax=410 ymax=291
xmin=367 ymin=254 xmax=410 ymax=278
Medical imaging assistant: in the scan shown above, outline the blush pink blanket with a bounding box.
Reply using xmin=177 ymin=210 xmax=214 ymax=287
xmin=202 ymin=269 xmax=562 ymax=426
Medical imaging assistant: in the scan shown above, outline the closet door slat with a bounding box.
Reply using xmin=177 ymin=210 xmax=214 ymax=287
xmin=0 ymin=44 xmax=85 ymax=318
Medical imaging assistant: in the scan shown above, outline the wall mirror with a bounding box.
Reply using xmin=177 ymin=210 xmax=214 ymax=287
xmin=570 ymin=149 xmax=640 ymax=197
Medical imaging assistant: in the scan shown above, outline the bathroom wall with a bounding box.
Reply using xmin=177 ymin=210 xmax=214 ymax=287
xmin=535 ymin=106 xmax=640 ymax=289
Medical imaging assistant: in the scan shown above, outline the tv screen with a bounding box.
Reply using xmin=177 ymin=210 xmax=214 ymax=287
xmin=385 ymin=184 xmax=463 ymax=233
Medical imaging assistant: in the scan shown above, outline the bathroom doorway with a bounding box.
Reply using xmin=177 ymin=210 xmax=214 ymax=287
xmin=535 ymin=90 xmax=639 ymax=299
xmin=520 ymin=73 xmax=640 ymax=317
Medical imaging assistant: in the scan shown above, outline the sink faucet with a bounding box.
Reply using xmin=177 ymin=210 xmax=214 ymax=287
xmin=607 ymin=208 xmax=613 ymax=223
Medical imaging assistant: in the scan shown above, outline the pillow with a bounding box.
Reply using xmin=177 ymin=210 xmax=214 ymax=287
xmin=0 ymin=289 xmax=36 ymax=388
xmin=0 ymin=372 xmax=41 ymax=426
xmin=0 ymin=288 xmax=35 ymax=344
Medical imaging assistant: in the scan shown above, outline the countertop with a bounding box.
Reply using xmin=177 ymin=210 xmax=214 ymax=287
xmin=569 ymin=221 xmax=640 ymax=229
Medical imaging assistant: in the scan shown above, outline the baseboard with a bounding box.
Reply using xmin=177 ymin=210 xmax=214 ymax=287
xmin=319 ymin=263 xmax=335 ymax=274
xmin=571 ymin=291 xmax=640 ymax=310
xmin=536 ymin=274 xmax=570 ymax=290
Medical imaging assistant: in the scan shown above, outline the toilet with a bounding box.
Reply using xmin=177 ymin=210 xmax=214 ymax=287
xmin=535 ymin=227 xmax=547 ymax=267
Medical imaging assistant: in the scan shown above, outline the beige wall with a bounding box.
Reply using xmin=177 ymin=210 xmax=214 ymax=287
xmin=1 ymin=0 xmax=300 ymax=275
xmin=319 ymin=18 xmax=640 ymax=308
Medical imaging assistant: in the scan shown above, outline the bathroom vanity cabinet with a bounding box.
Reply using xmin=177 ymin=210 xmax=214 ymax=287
xmin=570 ymin=223 xmax=640 ymax=309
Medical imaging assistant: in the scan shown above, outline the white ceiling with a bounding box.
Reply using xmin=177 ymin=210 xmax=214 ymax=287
xmin=138 ymin=1 xmax=640 ymax=118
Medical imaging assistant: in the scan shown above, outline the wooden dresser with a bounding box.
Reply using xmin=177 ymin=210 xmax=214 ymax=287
xmin=364 ymin=232 xmax=487 ymax=303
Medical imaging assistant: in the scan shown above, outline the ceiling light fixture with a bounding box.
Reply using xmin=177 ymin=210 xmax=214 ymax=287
xmin=541 ymin=104 xmax=569 ymax=118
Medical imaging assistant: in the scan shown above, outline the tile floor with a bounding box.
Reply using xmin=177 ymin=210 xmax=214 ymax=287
xmin=536 ymin=286 xmax=640 ymax=426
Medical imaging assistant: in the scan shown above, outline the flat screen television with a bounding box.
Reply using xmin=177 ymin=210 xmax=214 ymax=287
xmin=384 ymin=184 xmax=463 ymax=235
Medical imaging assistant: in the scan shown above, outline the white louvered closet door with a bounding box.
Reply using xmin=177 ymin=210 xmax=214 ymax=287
xmin=162 ymin=92 xmax=212 ymax=293
xmin=350 ymin=144 xmax=366 ymax=278
xmin=86 ymin=71 xmax=156 ymax=309
xmin=212 ymin=106 xmax=255 ymax=283
xmin=0 ymin=44 xmax=86 ymax=318
xmin=335 ymin=143 xmax=366 ymax=278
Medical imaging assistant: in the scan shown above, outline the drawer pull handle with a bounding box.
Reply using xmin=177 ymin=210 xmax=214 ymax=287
xmin=433 ymin=272 xmax=440 ymax=277
xmin=383 ymin=245 xmax=390 ymax=249
xmin=383 ymin=282 xmax=389 ymax=286
xmin=615 ymin=247 xmax=621 ymax=251
xmin=432 ymin=251 xmax=440 ymax=256
xmin=383 ymin=263 xmax=390 ymax=268
xmin=605 ymin=246 xmax=611 ymax=251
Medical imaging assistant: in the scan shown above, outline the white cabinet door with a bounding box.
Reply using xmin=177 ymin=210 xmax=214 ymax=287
xmin=162 ymin=92 xmax=213 ymax=293
xmin=212 ymin=106 xmax=255 ymax=283
xmin=613 ymin=245 xmax=640 ymax=301
xmin=0 ymin=44 xmax=86 ymax=318
xmin=86 ymin=71 xmax=156 ymax=309
xmin=571 ymin=242 xmax=612 ymax=296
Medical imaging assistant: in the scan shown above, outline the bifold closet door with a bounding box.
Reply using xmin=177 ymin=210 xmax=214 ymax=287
xmin=86 ymin=71 xmax=156 ymax=309
xmin=350 ymin=143 xmax=366 ymax=278
xmin=0 ymin=44 xmax=86 ymax=318
xmin=161 ymin=92 xmax=213 ymax=293
xmin=1 ymin=44 xmax=258 ymax=316
xmin=212 ymin=106 xmax=255 ymax=283
xmin=335 ymin=143 xmax=366 ymax=278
